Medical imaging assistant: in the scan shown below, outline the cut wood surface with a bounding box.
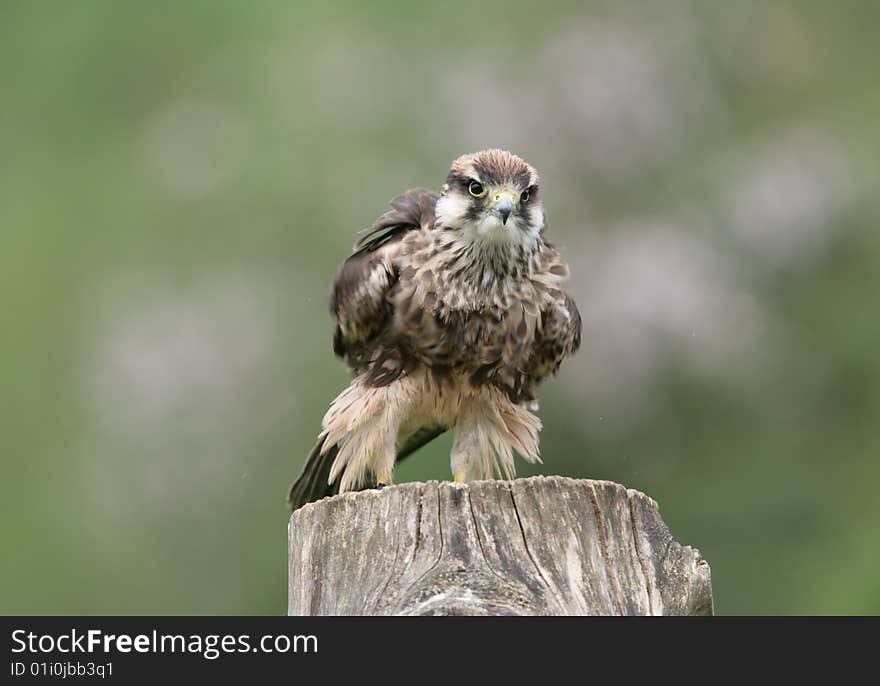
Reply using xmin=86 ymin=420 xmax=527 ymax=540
xmin=288 ymin=475 xmax=713 ymax=616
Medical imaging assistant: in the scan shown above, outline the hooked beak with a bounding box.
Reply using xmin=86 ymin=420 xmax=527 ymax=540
xmin=493 ymin=191 xmax=515 ymax=225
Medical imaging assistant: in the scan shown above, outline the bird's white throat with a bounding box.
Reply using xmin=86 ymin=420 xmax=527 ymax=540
xmin=472 ymin=214 xmax=516 ymax=241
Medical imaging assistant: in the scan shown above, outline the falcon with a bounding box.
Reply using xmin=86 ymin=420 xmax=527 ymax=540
xmin=287 ymin=149 xmax=581 ymax=511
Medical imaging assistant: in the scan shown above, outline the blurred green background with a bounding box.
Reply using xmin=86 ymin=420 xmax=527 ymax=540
xmin=2 ymin=0 xmax=878 ymax=615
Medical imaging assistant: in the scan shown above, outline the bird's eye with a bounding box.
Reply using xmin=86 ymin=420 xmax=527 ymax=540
xmin=468 ymin=181 xmax=486 ymax=197
xmin=520 ymin=189 xmax=531 ymax=203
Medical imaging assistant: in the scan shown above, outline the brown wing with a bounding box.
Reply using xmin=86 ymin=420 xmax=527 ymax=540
xmin=330 ymin=188 xmax=438 ymax=370
xmin=519 ymin=255 xmax=582 ymax=402
xmin=531 ymin=290 xmax=581 ymax=380
xmin=353 ymin=187 xmax=438 ymax=252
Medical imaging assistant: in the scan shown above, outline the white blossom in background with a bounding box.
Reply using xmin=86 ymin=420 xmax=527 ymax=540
xmin=143 ymin=97 xmax=245 ymax=198
xmin=80 ymin=267 xmax=298 ymax=514
xmin=564 ymin=221 xmax=777 ymax=436
xmin=538 ymin=16 xmax=721 ymax=181
xmin=717 ymin=128 xmax=856 ymax=270
xmin=431 ymin=10 xmax=723 ymax=185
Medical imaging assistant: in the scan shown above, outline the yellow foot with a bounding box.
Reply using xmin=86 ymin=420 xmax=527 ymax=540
xmin=375 ymin=474 xmax=392 ymax=488
xmin=453 ymin=471 xmax=467 ymax=483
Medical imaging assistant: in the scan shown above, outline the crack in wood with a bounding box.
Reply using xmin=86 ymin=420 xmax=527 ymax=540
xmin=508 ymin=484 xmax=566 ymax=613
xmin=587 ymin=482 xmax=625 ymax=615
xmin=627 ymin=489 xmax=655 ymax=616
xmin=373 ymin=488 xmax=405 ymax=613
xmin=465 ymin=488 xmax=508 ymax=586
xmin=288 ymin=477 xmax=712 ymax=616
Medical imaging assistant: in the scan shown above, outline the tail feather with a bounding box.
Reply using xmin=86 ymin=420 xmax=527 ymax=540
xmin=287 ymin=425 xmax=447 ymax=512
xmin=287 ymin=436 xmax=340 ymax=512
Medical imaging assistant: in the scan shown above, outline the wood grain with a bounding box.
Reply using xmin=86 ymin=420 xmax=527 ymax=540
xmin=288 ymin=476 xmax=713 ymax=616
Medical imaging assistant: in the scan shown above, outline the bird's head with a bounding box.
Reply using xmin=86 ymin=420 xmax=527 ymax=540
xmin=435 ymin=149 xmax=544 ymax=248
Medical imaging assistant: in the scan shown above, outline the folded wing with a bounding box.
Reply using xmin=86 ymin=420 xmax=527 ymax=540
xmin=330 ymin=188 xmax=438 ymax=371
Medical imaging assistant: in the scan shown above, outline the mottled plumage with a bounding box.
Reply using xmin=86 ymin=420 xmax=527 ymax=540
xmin=288 ymin=150 xmax=581 ymax=511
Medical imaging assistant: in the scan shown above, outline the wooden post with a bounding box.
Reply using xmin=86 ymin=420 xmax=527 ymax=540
xmin=288 ymin=475 xmax=713 ymax=616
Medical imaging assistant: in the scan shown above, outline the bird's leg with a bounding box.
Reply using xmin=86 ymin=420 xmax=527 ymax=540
xmin=326 ymin=375 xmax=407 ymax=493
xmin=372 ymin=426 xmax=397 ymax=488
xmin=370 ymin=420 xmax=399 ymax=488
xmin=374 ymin=474 xmax=391 ymax=489
xmin=450 ymin=396 xmax=488 ymax=482
xmin=451 ymin=388 xmax=539 ymax=481
xmin=451 ymin=432 xmax=480 ymax=482
xmin=450 ymin=422 xmax=471 ymax=483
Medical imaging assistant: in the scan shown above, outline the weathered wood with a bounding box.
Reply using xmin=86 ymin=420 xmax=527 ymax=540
xmin=288 ymin=475 xmax=713 ymax=616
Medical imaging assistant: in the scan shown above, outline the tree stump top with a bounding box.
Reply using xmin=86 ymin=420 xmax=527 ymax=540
xmin=288 ymin=476 xmax=713 ymax=616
